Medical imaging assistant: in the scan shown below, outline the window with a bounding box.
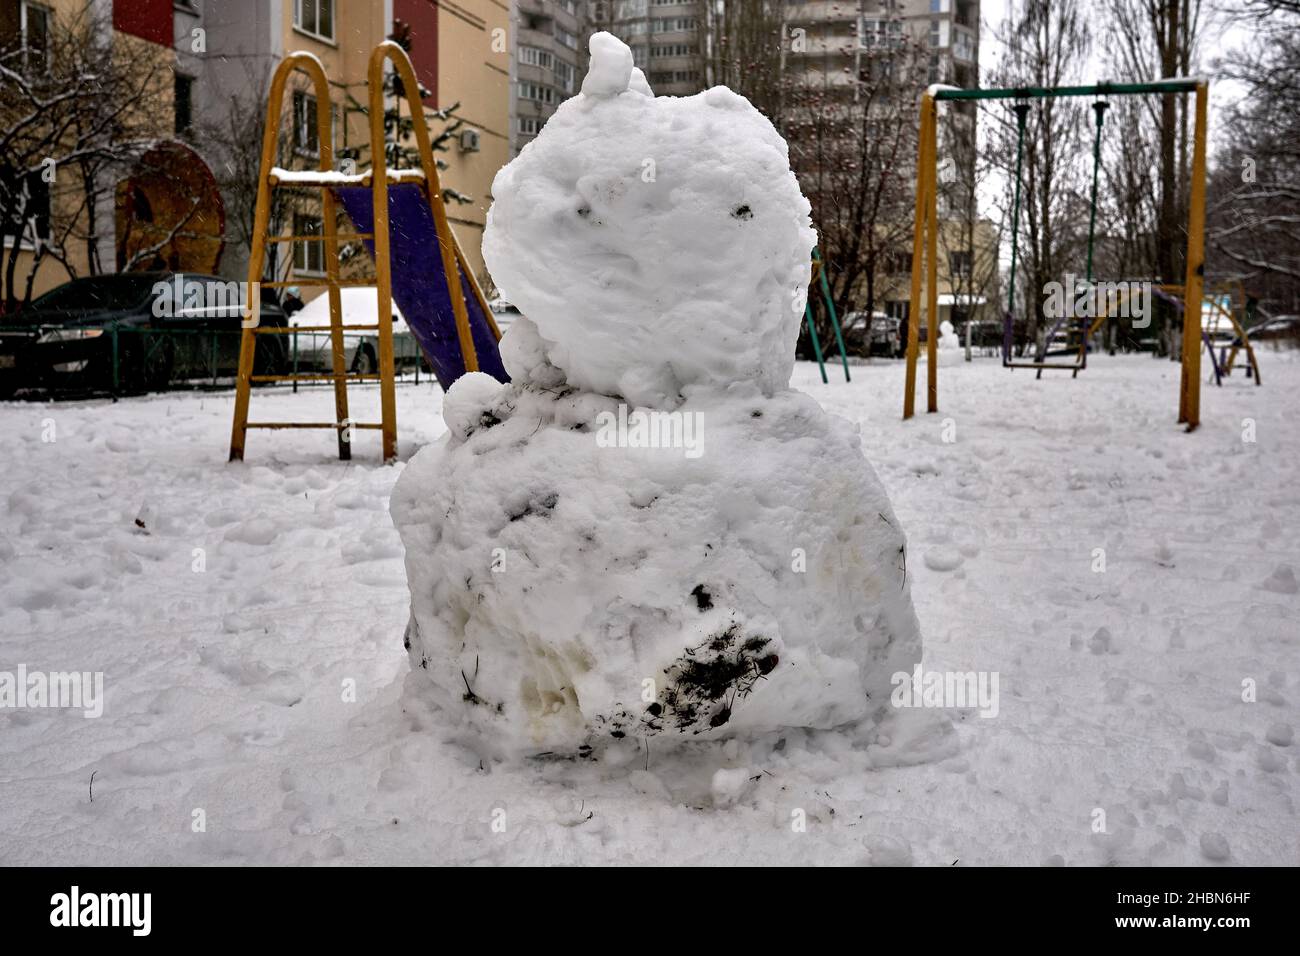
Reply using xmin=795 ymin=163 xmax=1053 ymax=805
xmin=294 ymin=0 xmax=335 ymax=42
xmin=20 ymin=2 xmax=50 ymax=75
xmin=886 ymin=250 xmax=912 ymax=275
xmin=649 ymin=69 xmax=699 ymax=85
xmin=652 ymin=17 xmax=697 ymax=33
xmin=860 ymin=18 xmax=902 ymax=49
xmin=518 ymin=81 xmax=556 ymax=104
xmin=519 ymin=46 xmax=553 ymax=69
xmin=174 ymin=74 xmax=194 ymax=136
xmin=518 ymin=117 xmax=542 ymax=135
xmin=4 ymin=169 xmax=53 ymax=248
xmin=293 ymin=91 xmax=319 ymax=154
xmin=651 ymin=43 xmax=695 ymax=58
xmin=953 ymin=30 xmax=975 ymax=63
xmin=293 ymin=214 xmax=324 ymax=274
xmin=949 ymin=250 xmax=972 ymax=279
xmin=555 ymin=26 xmax=578 ymax=49
xmin=553 ymin=59 xmax=575 ymax=94
xmin=631 ymin=45 xmax=647 ymax=67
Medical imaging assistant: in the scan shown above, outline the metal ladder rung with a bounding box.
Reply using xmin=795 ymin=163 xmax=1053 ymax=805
xmin=268 ymin=168 xmax=426 ymax=188
xmin=261 ymin=279 xmax=376 ymax=289
xmin=250 ymin=373 xmax=385 ymax=382
xmin=244 ymin=421 xmax=384 ymax=430
xmin=264 ymin=233 xmax=374 ymax=243
xmin=254 ymin=324 xmax=382 ymax=334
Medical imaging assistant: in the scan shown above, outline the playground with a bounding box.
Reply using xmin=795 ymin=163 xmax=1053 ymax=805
xmin=2 ymin=29 xmax=1296 ymax=873
xmin=1 ymin=351 xmax=1296 ymax=866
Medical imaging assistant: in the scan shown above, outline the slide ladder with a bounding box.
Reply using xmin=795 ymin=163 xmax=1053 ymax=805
xmin=229 ymin=43 xmax=505 ymax=464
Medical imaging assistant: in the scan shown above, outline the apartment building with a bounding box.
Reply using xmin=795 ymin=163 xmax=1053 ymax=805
xmin=507 ymin=0 xmax=704 ymax=156
xmin=1 ymin=0 xmax=185 ymax=301
xmin=408 ymin=0 xmax=510 ymax=282
xmin=592 ymin=0 xmax=701 ymax=97
xmin=1 ymin=0 xmax=509 ymax=304
xmin=785 ymin=0 xmax=992 ymax=328
xmin=510 ymin=0 xmax=587 ymax=155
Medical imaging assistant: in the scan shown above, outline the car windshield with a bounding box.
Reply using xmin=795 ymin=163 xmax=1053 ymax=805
xmin=31 ymin=275 xmax=161 ymax=313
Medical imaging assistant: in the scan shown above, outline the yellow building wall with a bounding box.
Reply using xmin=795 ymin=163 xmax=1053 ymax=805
xmin=278 ymin=1 xmax=388 ymax=158
xmin=437 ymin=0 xmax=511 ymax=288
xmin=4 ymin=16 xmax=174 ymax=304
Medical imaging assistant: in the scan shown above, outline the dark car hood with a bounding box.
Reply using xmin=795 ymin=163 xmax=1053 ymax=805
xmin=0 ymin=308 xmax=142 ymax=329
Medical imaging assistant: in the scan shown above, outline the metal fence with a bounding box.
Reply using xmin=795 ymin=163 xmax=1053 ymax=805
xmin=0 ymin=325 xmax=431 ymax=400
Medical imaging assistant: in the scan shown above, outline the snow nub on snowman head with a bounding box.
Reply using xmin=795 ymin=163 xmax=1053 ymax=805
xmin=483 ymin=32 xmax=816 ymax=408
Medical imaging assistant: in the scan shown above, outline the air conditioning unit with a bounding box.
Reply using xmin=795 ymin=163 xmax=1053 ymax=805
xmin=459 ymin=129 xmax=481 ymax=153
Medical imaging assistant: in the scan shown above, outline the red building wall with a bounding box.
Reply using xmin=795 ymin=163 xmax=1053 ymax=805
xmin=394 ymin=0 xmax=438 ymax=103
xmin=113 ymin=0 xmax=172 ymax=47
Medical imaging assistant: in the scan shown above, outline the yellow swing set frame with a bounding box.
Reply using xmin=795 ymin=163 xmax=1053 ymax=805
xmin=903 ymin=80 xmax=1211 ymax=431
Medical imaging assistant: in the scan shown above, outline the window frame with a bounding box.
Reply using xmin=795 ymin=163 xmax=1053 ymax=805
xmin=174 ymin=73 xmax=195 ymax=136
xmin=20 ymin=1 xmax=52 ymax=77
xmin=293 ymin=0 xmax=336 ymax=45
xmin=292 ymin=213 xmax=325 ymax=276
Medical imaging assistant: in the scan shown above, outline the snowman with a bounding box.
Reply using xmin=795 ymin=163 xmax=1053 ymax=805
xmin=936 ymin=318 xmax=962 ymax=366
xmin=390 ymin=33 xmax=922 ymax=758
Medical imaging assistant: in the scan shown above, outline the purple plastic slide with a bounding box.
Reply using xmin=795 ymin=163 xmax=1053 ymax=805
xmin=334 ymin=184 xmax=509 ymax=391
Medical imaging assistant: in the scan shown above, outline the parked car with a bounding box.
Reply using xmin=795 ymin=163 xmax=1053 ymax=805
xmin=286 ymin=287 xmax=422 ymax=374
xmin=843 ymin=311 xmax=903 ymax=357
xmin=0 ymin=272 xmax=286 ymax=397
xmin=1249 ymin=313 xmax=1300 ymax=345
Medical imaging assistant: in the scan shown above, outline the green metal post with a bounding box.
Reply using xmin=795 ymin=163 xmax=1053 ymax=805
xmin=1085 ymin=101 xmax=1108 ymax=283
xmin=1005 ymin=103 xmax=1030 ymax=365
xmin=110 ymin=326 xmax=119 ymax=399
xmin=814 ymin=247 xmax=851 ymax=382
xmin=805 ymin=302 xmax=828 ymax=384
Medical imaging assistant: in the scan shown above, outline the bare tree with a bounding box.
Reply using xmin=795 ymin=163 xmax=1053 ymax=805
xmin=781 ymin=21 xmax=930 ymax=354
xmin=1098 ymin=0 xmax=1203 ymax=355
xmin=1205 ymin=2 xmax=1300 ymax=313
xmin=988 ymin=0 xmax=1092 ymax=353
xmin=702 ymin=0 xmax=788 ymax=123
xmin=0 ymin=7 xmax=169 ymax=312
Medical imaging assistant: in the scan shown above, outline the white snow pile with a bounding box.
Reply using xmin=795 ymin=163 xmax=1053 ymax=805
xmin=482 ymin=32 xmax=816 ymax=407
xmin=392 ymin=33 xmax=923 ymax=758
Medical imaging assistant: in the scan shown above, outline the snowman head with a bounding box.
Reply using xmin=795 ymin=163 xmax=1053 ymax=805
xmin=483 ymin=33 xmax=816 ymax=407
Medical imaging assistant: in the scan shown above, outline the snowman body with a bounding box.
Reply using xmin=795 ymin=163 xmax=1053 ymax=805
xmin=937 ymin=319 xmax=962 ymax=366
xmin=390 ymin=34 xmax=922 ymax=756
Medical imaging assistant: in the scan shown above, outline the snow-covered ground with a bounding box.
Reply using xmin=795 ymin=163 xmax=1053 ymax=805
xmin=1 ymin=352 xmax=1296 ymax=866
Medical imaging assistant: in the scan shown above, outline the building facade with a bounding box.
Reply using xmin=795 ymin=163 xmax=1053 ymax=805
xmin=1 ymin=0 xmax=509 ymax=306
xmin=510 ymin=0 xmax=588 ymax=156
